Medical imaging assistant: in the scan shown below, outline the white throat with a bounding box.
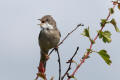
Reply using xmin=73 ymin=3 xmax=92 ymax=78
xmin=41 ymin=22 xmax=54 ymax=30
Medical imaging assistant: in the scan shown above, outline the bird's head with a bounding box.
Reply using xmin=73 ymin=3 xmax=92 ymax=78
xmin=38 ymin=15 xmax=57 ymax=30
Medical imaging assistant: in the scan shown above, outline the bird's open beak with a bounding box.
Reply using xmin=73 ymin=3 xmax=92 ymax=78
xmin=37 ymin=19 xmax=43 ymax=27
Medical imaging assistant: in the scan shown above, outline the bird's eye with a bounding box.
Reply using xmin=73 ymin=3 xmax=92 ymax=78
xmin=41 ymin=21 xmax=45 ymax=23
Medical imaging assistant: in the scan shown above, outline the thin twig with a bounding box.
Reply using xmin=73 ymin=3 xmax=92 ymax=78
xmin=48 ymin=24 xmax=84 ymax=56
xmin=67 ymin=2 xmax=118 ymax=80
xmin=48 ymin=48 xmax=55 ymax=56
xmin=61 ymin=47 xmax=79 ymax=80
xmin=58 ymin=24 xmax=84 ymax=46
xmin=55 ymin=48 xmax=61 ymax=80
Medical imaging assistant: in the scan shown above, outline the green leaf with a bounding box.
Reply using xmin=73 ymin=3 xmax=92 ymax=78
xmin=98 ymin=50 xmax=112 ymax=65
xmin=109 ymin=8 xmax=114 ymax=14
xmin=100 ymin=19 xmax=107 ymax=27
xmin=99 ymin=31 xmax=103 ymax=38
xmin=103 ymin=31 xmax=112 ymax=43
xmin=81 ymin=27 xmax=90 ymax=37
xmin=82 ymin=27 xmax=95 ymax=44
xmin=110 ymin=18 xmax=120 ymax=32
xmin=118 ymin=3 xmax=120 ymax=10
xmin=99 ymin=31 xmax=112 ymax=43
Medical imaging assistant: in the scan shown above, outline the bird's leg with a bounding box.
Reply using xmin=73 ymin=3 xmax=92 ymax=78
xmin=37 ymin=61 xmax=46 ymax=80
xmin=38 ymin=61 xmax=45 ymax=73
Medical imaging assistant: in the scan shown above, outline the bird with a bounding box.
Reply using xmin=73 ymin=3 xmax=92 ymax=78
xmin=38 ymin=15 xmax=61 ymax=74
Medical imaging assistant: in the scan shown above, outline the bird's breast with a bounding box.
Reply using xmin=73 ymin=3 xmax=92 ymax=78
xmin=39 ymin=29 xmax=60 ymax=50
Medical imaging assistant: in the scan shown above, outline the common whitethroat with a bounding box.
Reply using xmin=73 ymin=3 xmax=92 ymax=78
xmin=38 ymin=15 xmax=61 ymax=74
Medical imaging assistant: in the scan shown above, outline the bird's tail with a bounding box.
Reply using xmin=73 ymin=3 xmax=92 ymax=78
xmin=38 ymin=51 xmax=48 ymax=73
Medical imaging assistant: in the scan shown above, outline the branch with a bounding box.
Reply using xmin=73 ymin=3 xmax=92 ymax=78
xmin=48 ymin=48 xmax=55 ymax=56
xmin=48 ymin=24 xmax=84 ymax=56
xmin=55 ymin=48 xmax=61 ymax=80
xmin=67 ymin=2 xmax=118 ymax=80
xmin=61 ymin=47 xmax=79 ymax=80
xmin=58 ymin=24 xmax=84 ymax=46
